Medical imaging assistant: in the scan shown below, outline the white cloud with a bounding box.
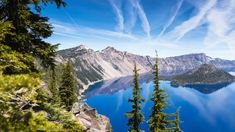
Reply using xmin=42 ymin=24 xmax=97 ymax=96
xmin=51 ymin=20 xmax=136 ymax=40
xmin=158 ymin=0 xmax=184 ymax=38
xmin=129 ymin=0 xmax=151 ymax=39
xmin=50 ymin=19 xmax=180 ymax=54
xmin=204 ymin=0 xmax=235 ymax=52
xmin=167 ymin=0 xmax=217 ymax=41
xmin=108 ymin=0 xmax=124 ymax=32
xmin=126 ymin=0 xmax=137 ymax=33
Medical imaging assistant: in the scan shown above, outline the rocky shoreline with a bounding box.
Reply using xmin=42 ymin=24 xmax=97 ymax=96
xmin=74 ymin=80 xmax=113 ymax=132
xmin=72 ymin=102 xmax=112 ymax=132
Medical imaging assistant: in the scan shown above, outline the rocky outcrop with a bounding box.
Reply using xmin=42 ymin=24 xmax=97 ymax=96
xmin=171 ymin=64 xmax=235 ymax=86
xmin=57 ymin=45 xmax=235 ymax=89
xmin=72 ymin=102 xmax=112 ymax=132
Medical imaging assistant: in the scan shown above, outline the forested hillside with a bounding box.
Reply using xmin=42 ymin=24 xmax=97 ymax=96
xmin=0 ymin=1 xmax=84 ymax=131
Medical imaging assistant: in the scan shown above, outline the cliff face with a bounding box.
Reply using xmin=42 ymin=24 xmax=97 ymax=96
xmin=57 ymin=45 xmax=152 ymax=87
xmin=171 ymin=64 xmax=235 ymax=86
xmin=72 ymin=102 xmax=112 ymax=132
xmin=57 ymin=45 xmax=235 ymax=88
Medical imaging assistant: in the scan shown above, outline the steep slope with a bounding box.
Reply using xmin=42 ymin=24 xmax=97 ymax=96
xmin=57 ymin=45 xmax=152 ymax=87
xmin=171 ymin=64 xmax=235 ymax=86
xmin=57 ymin=45 xmax=235 ymax=88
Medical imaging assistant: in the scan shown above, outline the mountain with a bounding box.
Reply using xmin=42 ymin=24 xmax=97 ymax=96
xmin=171 ymin=64 xmax=235 ymax=86
xmin=57 ymin=45 xmax=235 ymax=89
xmin=57 ymin=45 xmax=152 ymax=88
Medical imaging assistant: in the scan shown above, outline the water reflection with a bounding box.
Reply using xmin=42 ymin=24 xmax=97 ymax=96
xmin=85 ymin=73 xmax=234 ymax=98
xmin=85 ymin=79 xmax=235 ymax=132
xmin=183 ymin=83 xmax=232 ymax=94
xmin=85 ymin=73 xmax=153 ymax=98
xmin=169 ymin=82 xmax=235 ymax=131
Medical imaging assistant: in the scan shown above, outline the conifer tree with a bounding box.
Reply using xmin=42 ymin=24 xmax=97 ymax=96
xmin=0 ymin=0 xmax=65 ymax=73
xmin=125 ymin=63 xmax=145 ymax=132
xmin=48 ymin=67 xmax=60 ymax=103
xmin=0 ymin=2 xmax=84 ymax=131
xmin=174 ymin=108 xmax=182 ymax=132
xmin=59 ymin=61 xmax=78 ymax=111
xmin=148 ymin=51 xmax=172 ymax=132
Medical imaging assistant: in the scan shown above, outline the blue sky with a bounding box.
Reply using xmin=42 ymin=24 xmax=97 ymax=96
xmin=41 ymin=0 xmax=235 ymax=60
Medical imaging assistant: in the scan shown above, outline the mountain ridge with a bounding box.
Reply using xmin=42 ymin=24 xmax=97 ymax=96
xmin=57 ymin=45 xmax=235 ymax=90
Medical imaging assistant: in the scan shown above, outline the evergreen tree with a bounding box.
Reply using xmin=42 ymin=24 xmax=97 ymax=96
xmin=0 ymin=0 xmax=65 ymax=73
xmin=148 ymin=51 xmax=172 ymax=132
xmin=0 ymin=21 xmax=35 ymax=74
xmin=48 ymin=67 xmax=60 ymax=103
xmin=125 ymin=63 xmax=145 ymax=132
xmin=59 ymin=61 xmax=78 ymax=111
xmin=174 ymin=108 xmax=182 ymax=132
xmin=0 ymin=2 xmax=84 ymax=131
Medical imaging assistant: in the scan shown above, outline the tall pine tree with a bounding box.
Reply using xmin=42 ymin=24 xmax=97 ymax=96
xmin=148 ymin=51 xmax=172 ymax=132
xmin=174 ymin=108 xmax=182 ymax=132
xmin=125 ymin=63 xmax=145 ymax=132
xmin=0 ymin=0 xmax=65 ymax=73
xmin=47 ymin=67 xmax=60 ymax=103
xmin=59 ymin=61 xmax=78 ymax=111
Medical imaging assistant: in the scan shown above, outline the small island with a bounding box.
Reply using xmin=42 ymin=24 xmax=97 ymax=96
xmin=171 ymin=64 xmax=235 ymax=87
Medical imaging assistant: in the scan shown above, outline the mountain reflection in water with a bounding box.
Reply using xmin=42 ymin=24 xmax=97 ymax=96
xmin=85 ymin=79 xmax=235 ymax=132
xmin=85 ymin=73 xmax=234 ymax=98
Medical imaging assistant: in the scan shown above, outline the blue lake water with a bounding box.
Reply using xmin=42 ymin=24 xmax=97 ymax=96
xmin=85 ymin=78 xmax=235 ymax=132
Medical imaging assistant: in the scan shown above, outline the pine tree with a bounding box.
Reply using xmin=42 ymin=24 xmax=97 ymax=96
xmin=148 ymin=51 xmax=172 ymax=132
xmin=0 ymin=21 xmax=35 ymax=74
xmin=48 ymin=67 xmax=60 ymax=103
xmin=0 ymin=0 xmax=65 ymax=73
xmin=125 ymin=63 xmax=145 ymax=132
xmin=59 ymin=61 xmax=78 ymax=111
xmin=174 ymin=108 xmax=182 ymax=132
xmin=0 ymin=2 xmax=84 ymax=131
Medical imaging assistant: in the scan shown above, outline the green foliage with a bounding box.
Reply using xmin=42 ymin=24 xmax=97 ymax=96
xmin=28 ymin=111 xmax=63 ymax=130
xmin=148 ymin=52 xmax=175 ymax=132
xmin=47 ymin=67 xmax=60 ymax=103
xmin=0 ymin=44 xmax=36 ymax=74
xmin=42 ymin=103 xmax=83 ymax=131
xmin=0 ymin=1 xmax=84 ymax=131
xmin=0 ymin=21 xmax=14 ymax=42
xmin=0 ymin=0 xmax=62 ymax=71
xmin=125 ymin=64 xmax=145 ymax=132
xmin=59 ymin=61 xmax=78 ymax=111
xmin=31 ymin=0 xmax=66 ymax=12
xmin=0 ymin=21 xmax=36 ymax=74
xmin=0 ymin=73 xmax=83 ymax=131
xmin=173 ymin=108 xmax=182 ymax=132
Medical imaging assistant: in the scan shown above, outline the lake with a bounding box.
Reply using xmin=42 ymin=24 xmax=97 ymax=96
xmin=85 ymin=76 xmax=235 ymax=132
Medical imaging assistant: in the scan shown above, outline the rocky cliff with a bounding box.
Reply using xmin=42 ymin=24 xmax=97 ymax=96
xmin=57 ymin=45 xmax=235 ymax=89
xmin=72 ymin=102 xmax=112 ymax=132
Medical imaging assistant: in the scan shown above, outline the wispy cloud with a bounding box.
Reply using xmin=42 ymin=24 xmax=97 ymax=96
xmin=107 ymin=0 xmax=151 ymax=38
xmin=108 ymin=0 xmax=124 ymax=32
xmin=130 ymin=0 xmax=151 ymax=38
xmin=135 ymin=1 xmax=151 ymax=38
xmin=51 ymin=20 xmax=136 ymax=41
xmin=167 ymin=0 xmax=217 ymax=41
xmin=204 ymin=0 xmax=235 ymax=51
xmin=158 ymin=0 xmax=184 ymax=38
xmin=126 ymin=0 xmax=137 ymax=34
xmin=51 ymin=20 xmax=179 ymax=51
xmin=125 ymin=0 xmax=151 ymax=38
